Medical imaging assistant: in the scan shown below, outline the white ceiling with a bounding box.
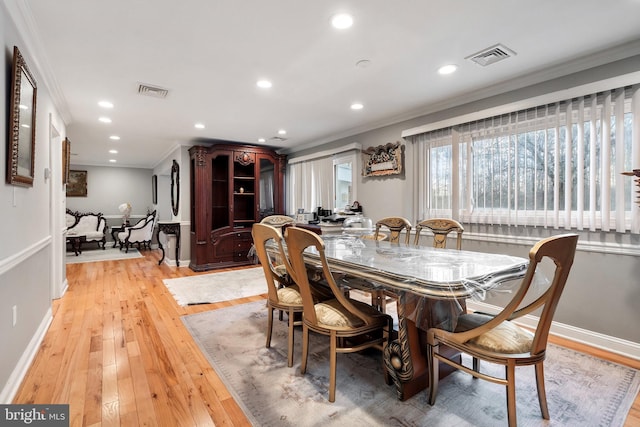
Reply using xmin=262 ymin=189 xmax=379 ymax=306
xmin=16 ymin=0 xmax=640 ymax=169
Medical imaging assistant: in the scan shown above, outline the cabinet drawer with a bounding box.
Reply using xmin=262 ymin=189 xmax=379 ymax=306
xmin=235 ymin=239 xmax=253 ymax=251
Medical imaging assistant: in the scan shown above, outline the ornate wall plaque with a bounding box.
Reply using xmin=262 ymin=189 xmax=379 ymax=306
xmin=362 ymin=142 xmax=403 ymax=177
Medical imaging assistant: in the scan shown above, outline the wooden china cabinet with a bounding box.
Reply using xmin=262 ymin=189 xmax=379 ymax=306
xmin=189 ymin=142 xmax=286 ymax=271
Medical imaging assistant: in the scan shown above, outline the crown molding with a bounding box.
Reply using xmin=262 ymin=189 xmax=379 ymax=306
xmin=4 ymin=0 xmax=73 ymax=125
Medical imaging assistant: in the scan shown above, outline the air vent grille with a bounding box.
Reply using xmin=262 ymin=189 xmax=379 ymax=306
xmin=137 ymin=83 xmax=169 ymax=98
xmin=466 ymin=44 xmax=516 ymax=67
xmin=269 ymin=136 xmax=287 ymax=142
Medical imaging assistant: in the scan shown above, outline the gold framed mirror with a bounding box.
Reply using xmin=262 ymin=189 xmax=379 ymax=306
xmin=6 ymin=46 xmax=37 ymax=187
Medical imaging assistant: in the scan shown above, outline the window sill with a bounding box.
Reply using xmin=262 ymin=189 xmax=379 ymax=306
xmin=463 ymin=231 xmax=640 ymax=257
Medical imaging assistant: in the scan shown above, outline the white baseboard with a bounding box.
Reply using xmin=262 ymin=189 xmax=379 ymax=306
xmin=0 ymin=308 xmax=53 ymax=403
xmin=58 ymin=278 xmax=69 ymax=299
xmin=467 ymin=301 xmax=640 ymax=360
xmin=161 ymin=258 xmax=189 ymax=268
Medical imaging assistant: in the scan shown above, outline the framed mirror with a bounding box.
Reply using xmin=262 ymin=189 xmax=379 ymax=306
xmin=171 ymin=160 xmax=180 ymax=216
xmin=6 ymin=46 xmax=37 ymax=187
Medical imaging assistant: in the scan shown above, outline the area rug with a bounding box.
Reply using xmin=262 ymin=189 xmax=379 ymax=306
xmin=163 ymin=267 xmax=267 ymax=305
xmin=182 ymin=301 xmax=640 ymax=427
xmin=65 ymin=247 xmax=142 ymax=264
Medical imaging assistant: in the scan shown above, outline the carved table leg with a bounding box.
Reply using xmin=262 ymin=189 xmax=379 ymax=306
xmin=384 ymin=293 xmax=463 ymax=401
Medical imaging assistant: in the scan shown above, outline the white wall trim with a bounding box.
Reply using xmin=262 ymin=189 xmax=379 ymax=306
xmin=287 ymin=142 xmax=362 ymax=164
xmin=462 ymin=231 xmax=640 ymax=257
xmin=0 ymin=308 xmax=53 ymax=404
xmin=0 ymin=237 xmax=51 ymax=275
xmin=402 ymin=71 xmax=640 ymax=138
xmin=4 ymin=0 xmax=72 ymax=125
xmin=58 ymin=278 xmax=69 ymax=300
xmin=468 ymin=301 xmax=640 ymax=361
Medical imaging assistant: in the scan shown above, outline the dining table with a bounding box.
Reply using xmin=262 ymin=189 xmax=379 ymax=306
xmin=277 ymin=232 xmax=534 ymax=401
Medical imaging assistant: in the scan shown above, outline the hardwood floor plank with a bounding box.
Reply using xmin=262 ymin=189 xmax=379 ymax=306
xmin=11 ymin=249 xmax=639 ymax=426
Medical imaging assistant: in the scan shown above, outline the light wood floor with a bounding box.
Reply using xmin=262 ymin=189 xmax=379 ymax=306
xmin=12 ymin=250 xmax=640 ymax=426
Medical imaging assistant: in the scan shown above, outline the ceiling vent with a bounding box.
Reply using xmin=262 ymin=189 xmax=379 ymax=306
xmin=269 ymin=136 xmax=287 ymax=142
xmin=137 ymin=83 xmax=169 ymax=99
xmin=466 ymin=44 xmax=516 ymax=67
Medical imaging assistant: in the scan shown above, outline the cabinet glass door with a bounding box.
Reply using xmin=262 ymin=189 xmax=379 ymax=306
xmin=211 ymin=154 xmax=230 ymax=230
xmin=259 ymin=157 xmax=276 ymax=220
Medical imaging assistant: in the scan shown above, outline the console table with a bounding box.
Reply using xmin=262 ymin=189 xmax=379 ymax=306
xmin=111 ymin=225 xmax=125 ymax=248
xmin=156 ymin=221 xmax=181 ymax=266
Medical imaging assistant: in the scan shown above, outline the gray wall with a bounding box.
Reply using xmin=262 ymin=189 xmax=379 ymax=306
xmin=66 ymin=164 xmax=155 ymax=233
xmin=1 ymin=3 xmax=66 ymax=402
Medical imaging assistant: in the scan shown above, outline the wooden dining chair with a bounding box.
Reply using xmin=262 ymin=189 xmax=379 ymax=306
xmin=251 ymin=223 xmax=304 ymax=367
xmin=414 ymin=218 xmax=464 ymax=249
xmin=370 ymin=217 xmax=412 ymax=311
xmin=284 ymin=226 xmax=393 ymax=402
xmin=259 ymin=215 xmax=295 ymax=282
xmin=260 ymin=214 xmax=295 ymax=230
xmin=361 ymin=233 xmax=388 ymax=241
xmin=373 ymin=217 xmax=412 ymax=244
xmin=426 ymin=233 xmax=579 ymax=427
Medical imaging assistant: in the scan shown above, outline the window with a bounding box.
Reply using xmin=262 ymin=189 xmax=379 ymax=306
xmin=287 ymin=149 xmax=358 ymax=214
xmin=410 ymin=85 xmax=640 ymax=233
xmin=334 ymin=155 xmax=354 ymax=210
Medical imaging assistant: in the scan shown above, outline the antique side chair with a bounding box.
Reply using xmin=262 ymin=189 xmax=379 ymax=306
xmin=373 ymin=216 xmax=412 ymax=244
xmin=426 ymin=233 xmax=579 ymax=427
xmin=414 ymin=218 xmax=464 ymax=249
xmin=284 ymin=226 xmax=393 ymax=402
xmin=252 ymin=223 xmax=303 ymax=367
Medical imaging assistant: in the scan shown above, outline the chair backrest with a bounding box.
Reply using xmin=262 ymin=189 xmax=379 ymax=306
xmin=66 ymin=209 xmax=78 ymax=228
xmin=414 ymin=218 xmax=464 ymax=249
xmin=252 ymin=223 xmax=293 ymax=303
xmin=452 ymin=233 xmax=579 ymax=355
xmin=144 ymin=211 xmax=158 ymax=239
xmin=260 ymin=215 xmax=295 ymax=232
xmin=361 ymin=233 xmax=387 ymax=241
xmin=284 ymin=226 xmax=380 ymax=327
xmin=374 ymin=217 xmax=412 ymax=244
xmin=97 ymin=216 xmax=107 ymax=233
xmin=130 ymin=211 xmax=156 ymax=241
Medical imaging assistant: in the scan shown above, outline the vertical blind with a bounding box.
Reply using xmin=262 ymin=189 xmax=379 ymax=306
xmin=409 ymin=84 xmax=640 ymax=233
xmin=287 ymin=156 xmax=334 ymax=215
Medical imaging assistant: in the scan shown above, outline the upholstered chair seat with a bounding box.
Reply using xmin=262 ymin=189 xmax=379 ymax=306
xmin=314 ymin=299 xmax=386 ymax=328
xmin=454 ymin=313 xmax=534 ymax=354
xmin=276 ymin=285 xmax=303 ymax=305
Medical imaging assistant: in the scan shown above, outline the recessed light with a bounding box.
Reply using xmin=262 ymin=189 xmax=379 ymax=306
xmin=258 ymin=138 xmax=266 ymax=143
xmin=99 ymin=117 xmax=112 ymax=123
xmin=195 ymin=123 xmax=205 ymax=129
xmin=331 ymin=13 xmax=353 ymax=29
xmin=98 ymin=100 xmax=114 ymax=108
xmin=438 ymin=64 xmax=458 ymax=75
xmin=278 ymin=129 xmax=287 ymax=135
xmin=256 ymin=80 xmax=272 ymax=89
xmin=350 ymin=103 xmax=364 ymax=110
xmin=109 ymin=149 xmax=118 ymax=154
xmin=109 ymin=159 xmax=117 ymax=163
xmin=109 ymin=135 xmax=120 ymax=140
